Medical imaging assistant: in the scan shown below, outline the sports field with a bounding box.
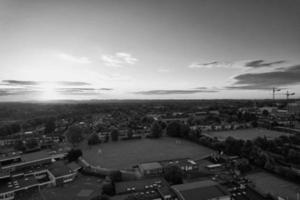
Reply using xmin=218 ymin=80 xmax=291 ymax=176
xmin=207 ymin=128 xmax=291 ymax=141
xmin=81 ymin=137 xmax=215 ymax=169
xmin=247 ymin=171 xmax=300 ymax=200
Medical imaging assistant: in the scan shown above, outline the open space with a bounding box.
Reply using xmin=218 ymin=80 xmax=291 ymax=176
xmin=40 ymin=174 xmax=103 ymax=200
xmin=246 ymin=171 xmax=300 ymax=200
xmin=81 ymin=137 xmax=215 ymax=169
xmin=206 ymin=128 xmax=291 ymax=141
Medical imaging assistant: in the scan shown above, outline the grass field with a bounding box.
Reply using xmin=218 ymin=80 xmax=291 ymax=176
xmin=206 ymin=128 xmax=291 ymax=141
xmin=247 ymin=171 xmax=300 ymax=200
xmin=81 ymin=137 xmax=215 ymax=169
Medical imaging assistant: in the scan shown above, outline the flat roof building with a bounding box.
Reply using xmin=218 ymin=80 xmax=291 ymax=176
xmin=115 ymin=178 xmax=175 ymax=200
xmin=0 ymin=176 xmax=38 ymax=200
xmin=139 ymin=162 xmax=163 ymax=177
xmin=171 ymin=180 xmax=230 ymax=200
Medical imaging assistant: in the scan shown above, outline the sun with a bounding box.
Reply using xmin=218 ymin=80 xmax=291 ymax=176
xmin=40 ymin=83 xmax=61 ymax=100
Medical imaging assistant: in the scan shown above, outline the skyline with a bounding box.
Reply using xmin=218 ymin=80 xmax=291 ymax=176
xmin=0 ymin=0 xmax=300 ymax=101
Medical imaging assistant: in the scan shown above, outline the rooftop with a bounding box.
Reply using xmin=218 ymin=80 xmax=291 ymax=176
xmin=48 ymin=161 xmax=74 ymax=178
xmin=139 ymin=162 xmax=162 ymax=170
xmin=172 ymin=180 xmax=229 ymax=200
xmin=159 ymin=158 xmax=197 ymax=168
xmin=0 ymin=176 xmax=38 ymax=194
xmin=115 ymin=178 xmax=169 ymax=195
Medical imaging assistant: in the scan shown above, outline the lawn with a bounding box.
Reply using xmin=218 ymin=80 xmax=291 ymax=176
xmin=246 ymin=171 xmax=300 ymax=200
xmin=206 ymin=128 xmax=291 ymax=141
xmin=41 ymin=174 xmax=103 ymax=200
xmin=81 ymin=137 xmax=215 ymax=169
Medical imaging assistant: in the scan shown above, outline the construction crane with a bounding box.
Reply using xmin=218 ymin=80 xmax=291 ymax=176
xmin=285 ymin=91 xmax=295 ymax=100
xmin=272 ymin=88 xmax=281 ymax=101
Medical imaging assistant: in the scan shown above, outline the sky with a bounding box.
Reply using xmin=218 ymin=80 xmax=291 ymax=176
xmin=0 ymin=0 xmax=300 ymax=101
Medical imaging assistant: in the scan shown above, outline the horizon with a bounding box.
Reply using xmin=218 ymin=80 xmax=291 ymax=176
xmin=1 ymin=0 xmax=300 ymax=101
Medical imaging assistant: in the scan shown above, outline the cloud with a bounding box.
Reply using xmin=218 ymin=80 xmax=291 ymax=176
xmin=55 ymin=81 xmax=91 ymax=86
xmin=0 ymin=87 xmax=113 ymax=97
xmin=58 ymin=53 xmax=91 ymax=64
xmin=0 ymin=80 xmax=90 ymax=86
xmin=227 ymin=64 xmax=300 ymax=90
xmin=188 ymin=61 xmax=234 ymax=69
xmin=1 ymin=80 xmax=39 ymax=86
xmin=0 ymin=88 xmax=41 ymax=96
xmin=189 ymin=59 xmax=286 ymax=69
xmin=134 ymin=89 xmax=218 ymax=95
xmin=56 ymin=87 xmax=112 ymax=95
xmin=245 ymin=60 xmax=286 ymax=68
xmin=101 ymin=52 xmax=138 ymax=67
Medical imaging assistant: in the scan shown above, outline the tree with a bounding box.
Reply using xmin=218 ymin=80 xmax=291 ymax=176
xmin=287 ymin=149 xmax=300 ymax=164
xmin=235 ymin=158 xmax=251 ymax=174
xmin=127 ymin=129 xmax=133 ymax=139
xmin=164 ymin=165 xmax=183 ymax=185
xmin=45 ymin=118 xmax=56 ymax=134
xmin=111 ymin=129 xmax=119 ymax=141
xmin=66 ymin=149 xmax=82 ymax=162
xmin=150 ymin=121 xmax=163 ymax=138
xmin=262 ymin=110 xmax=269 ymax=117
xmin=66 ymin=125 xmax=84 ymax=146
xmin=166 ymin=121 xmax=181 ymax=137
xmin=88 ymin=133 xmax=101 ymax=145
xmin=26 ymin=138 xmax=40 ymax=150
xmin=102 ymin=182 xmax=115 ymax=196
xmin=179 ymin=123 xmax=190 ymax=138
xmin=14 ymin=140 xmax=26 ymax=151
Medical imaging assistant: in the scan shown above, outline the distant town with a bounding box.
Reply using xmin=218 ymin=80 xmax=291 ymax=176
xmin=0 ymin=99 xmax=300 ymax=200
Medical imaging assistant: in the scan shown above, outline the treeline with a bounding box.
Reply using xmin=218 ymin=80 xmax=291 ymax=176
xmin=0 ymin=123 xmax=21 ymax=137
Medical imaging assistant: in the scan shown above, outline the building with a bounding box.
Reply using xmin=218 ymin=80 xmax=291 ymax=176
xmin=1 ymin=153 xmax=66 ymax=176
xmin=0 ymin=176 xmax=39 ymax=200
xmin=171 ymin=180 xmax=230 ymax=200
xmin=139 ymin=162 xmax=163 ymax=177
xmin=287 ymin=102 xmax=300 ymax=115
xmin=0 ymin=155 xmax=21 ymax=168
xmin=115 ymin=178 xmax=175 ymax=200
xmin=47 ymin=161 xmax=77 ymax=186
xmin=159 ymin=158 xmax=199 ymax=175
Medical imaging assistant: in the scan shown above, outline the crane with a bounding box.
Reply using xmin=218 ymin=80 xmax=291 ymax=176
xmin=272 ymin=88 xmax=281 ymax=101
xmin=285 ymin=91 xmax=295 ymax=101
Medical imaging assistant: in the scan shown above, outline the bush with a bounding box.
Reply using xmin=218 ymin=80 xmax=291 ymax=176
xmin=88 ymin=133 xmax=101 ymax=145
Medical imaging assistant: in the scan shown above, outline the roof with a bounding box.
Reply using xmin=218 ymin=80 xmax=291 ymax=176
xmin=2 ymin=152 xmax=66 ymax=170
xmin=0 ymin=154 xmax=21 ymax=162
xmin=67 ymin=162 xmax=82 ymax=171
xmin=115 ymin=178 xmax=168 ymax=194
xmin=48 ymin=161 xmax=74 ymax=178
xmin=0 ymin=171 xmax=10 ymax=179
xmin=232 ymin=187 xmax=269 ymax=200
xmin=159 ymin=158 xmax=197 ymax=168
xmin=139 ymin=162 xmax=162 ymax=170
xmin=0 ymin=176 xmax=38 ymax=194
xmin=172 ymin=180 xmax=229 ymax=200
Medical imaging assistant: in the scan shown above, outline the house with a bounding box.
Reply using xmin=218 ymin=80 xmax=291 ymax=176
xmin=139 ymin=162 xmax=163 ymax=177
xmin=171 ymin=180 xmax=230 ymax=200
